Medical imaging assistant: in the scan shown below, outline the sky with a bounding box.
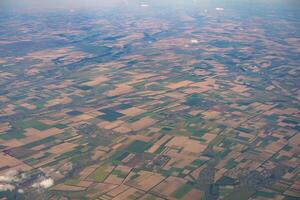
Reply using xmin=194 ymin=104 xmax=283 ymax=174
xmin=1 ymin=0 xmax=300 ymax=19
xmin=0 ymin=0 xmax=224 ymax=14
xmin=0 ymin=0 xmax=126 ymax=11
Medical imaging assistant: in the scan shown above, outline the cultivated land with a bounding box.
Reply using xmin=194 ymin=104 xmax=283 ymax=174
xmin=0 ymin=3 xmax=300 ymax=200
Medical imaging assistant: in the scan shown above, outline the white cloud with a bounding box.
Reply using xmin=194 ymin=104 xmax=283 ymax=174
xmin=190 ymin=39 xmax=199 ymax=44
xmin=140 ymin=4 xmax=149 ymax=7
xmin=0 ymin=170 xmax=19 ymax=183
xmin=40 ymin=178 xmax=54 ymax=188
xmin=18 ymin=189 xmax=24 ymax=194
xmin=0 ymin=170 xmax=26 ymax=192
xmin=32 ymin=178 xmax=54 ymax=189
xmin=216 ymin=7 xmax=224 ymax=11
xmin=0 ymin=183 xmax=15 ymax=192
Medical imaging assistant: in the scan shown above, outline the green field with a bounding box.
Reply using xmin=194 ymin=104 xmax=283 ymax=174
xmin=172 ymin=183 xmax=193 ymax=199
xmin=88 ymin=165 xmax=112 ymax=182
xmin=125 ymin=140 xmax=151 ymax=153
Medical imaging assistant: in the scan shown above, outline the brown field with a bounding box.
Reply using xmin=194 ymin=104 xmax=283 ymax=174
xmin=202 ymin=133 xmax=217 ymax=143
xmin=32 ymin=156 xmax=58 ymax=168
xmin=79 ymin=165 xmax=99 ymax=180
xmin=86 ymin=183 xmax=117 ymax=199
xmin=126 ymin=171 xmax=165 ymax=191
xmin=98 ymin=120 xmax=124 ymax=130
xmin=191 ymin=78 xmax=217 ymax=88
xmin=24 ymin=128 xmax=41 ymax=136
xmin=130 ymin=135 xmax=152 ymax=142
xmin=46 ymin=97 xmax=72 ymax=108
xmin=105 ymin=174 xmax=123 ymax=185
xmin=191 ymin=165 xmax=206 ymax=179
xmin=182 ymin=189 xmax=203 ymax=200
xmin=112 ymin=187 xmax=143 ymax=200
xmin=201 ymin=110 xmax=221 ymax=119
xmin=288 ymin=133 xmax=300 ymax=146
xmin=129 ymin=117 xmax=157 ymax=132
xmin=92 ymin=148 xmax=108 ymax=160
xmin=104 ymin=165 xmax=131 ymax=185
xmin=166 ymin=136 xmax=207 ymax=154
xmin=0 ymin=139 xmax=23 ymax=148
xmin=147 ymin=135 xmax=173 ymax=153
xmin=0 ymin=122 xmax=11 ymax=133
xmin=83 ymin=76 xmax=109 ymax=86
xmin=132 ymin=72 xmax=158 ymax=80
xmin=151 ymin=176 xmax=186 ymax=197
xmin=188 ymin=109 xmax=203 ymax=116
xmin=183 ymin=87 xmax=209 ymax=94
xmin=166 ymin=80 xmax=193 ymax=90
xmin=106 ymin=184 xmax=130 ymax=197
xmin=214 ymin=168 xmax=227 ymax=182
xmin=231 ymin=85 xmax=249 ymax=93
xmin=140 ymin=194 xmax=165 ymax=200
xmin=20 ymin=103 xmax=37 ymax=110
xmin=113 ymin=124 xmax=132 ymax=134
xmin=0 ymin=104 xmax=16 ymax=115
xmin=119 ymin=107 xmax=145 ymax=117
xmin=45 ymin=80 xmax=73 ymax=90
xmin=48 ymin=142 xmax=78 ymax=155
xmin=26 ymin=47 xmax=88 ymax=65
xmin=0 ymin=153 xmax=32 ymax=173
xmin=51 ymin=184 xmax=86 ymax=191
xmin=164 ymin=150 xmax=197 ymax=169
xmin=107 ymin=84 xmax=133 ymax=97
xmin=164 ymin=92 xmax=187 ymax=99
xmin=74 ymin=180 xmax=94 ymax=188
xmin=18 ymin=127 xmax=64 ymax=146
xmin=72 ymin=114 xmax=94 ymax=122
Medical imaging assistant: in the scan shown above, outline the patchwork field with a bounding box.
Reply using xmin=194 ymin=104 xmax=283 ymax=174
xmin=0 ymin=1 xmax=300 ymax=200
